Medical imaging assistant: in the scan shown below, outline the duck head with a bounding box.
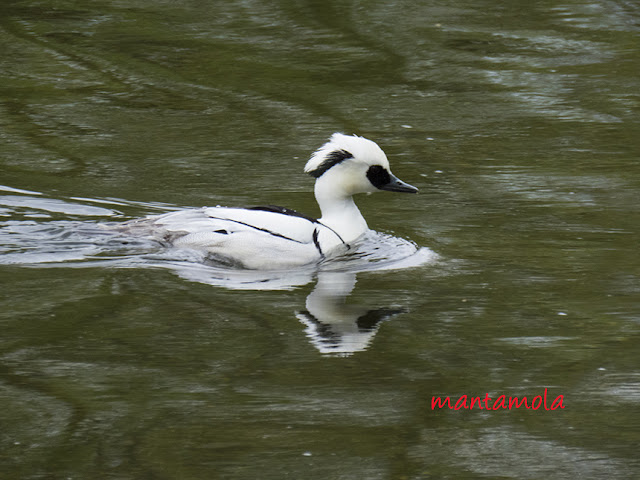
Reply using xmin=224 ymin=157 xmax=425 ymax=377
xmin=304 ymin=133 xmax=418 ymax=197
xmin=304 ymin=133 xmax=418 ymax=244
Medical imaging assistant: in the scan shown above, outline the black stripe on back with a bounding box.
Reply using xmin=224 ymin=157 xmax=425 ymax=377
xmin=206 ymin=215 xmax=305 ymax=244
xmin=223 ymin=206 xmax=350 ymax=249
xmin=248 ymin=205 xmax=318 ymax=223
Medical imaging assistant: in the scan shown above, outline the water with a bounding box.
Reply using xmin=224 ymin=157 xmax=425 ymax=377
xmin=1 ymin=0 xmax=639 ymax=478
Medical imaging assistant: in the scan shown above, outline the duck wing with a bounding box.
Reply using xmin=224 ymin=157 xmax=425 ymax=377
xmin=147 ymin=206 xmax=326 ymax=268
xmin=200 ymin=206 xmax=318 ymax=244
xmin=119 ymin=206 xmax=347 ymax=268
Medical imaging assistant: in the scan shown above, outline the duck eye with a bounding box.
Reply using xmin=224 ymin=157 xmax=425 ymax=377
xmin=366 ymin=165 xmax=391 ymax=188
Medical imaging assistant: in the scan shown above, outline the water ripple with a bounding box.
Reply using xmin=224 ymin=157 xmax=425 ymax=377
xmin=0 ymin=189 xmax=437 ymax=290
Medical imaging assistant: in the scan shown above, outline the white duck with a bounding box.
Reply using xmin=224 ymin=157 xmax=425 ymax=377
xmin=122 ymin=133 xmax=417 ymax=269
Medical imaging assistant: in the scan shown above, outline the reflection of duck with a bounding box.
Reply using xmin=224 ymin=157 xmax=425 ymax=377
xmin=296 ymin=272 xmax=405 ymax=355
xmin=119 ymin=134 xmax=417 ymax=269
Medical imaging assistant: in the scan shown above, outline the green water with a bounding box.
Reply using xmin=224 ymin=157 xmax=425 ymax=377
xmin=1 ymin=0 xmax=639 ymax=478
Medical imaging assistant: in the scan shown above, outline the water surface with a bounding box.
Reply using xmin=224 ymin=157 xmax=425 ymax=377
xmin=1 ymin=0 xmax=639 ymax=478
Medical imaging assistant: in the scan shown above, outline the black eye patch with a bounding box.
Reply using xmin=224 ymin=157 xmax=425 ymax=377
xmin=366 ymin=165 xmax=391 ymax=188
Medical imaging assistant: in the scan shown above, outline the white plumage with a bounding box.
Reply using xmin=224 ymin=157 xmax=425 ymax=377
xmin=120 ymin=133 xmax=418 ymax=269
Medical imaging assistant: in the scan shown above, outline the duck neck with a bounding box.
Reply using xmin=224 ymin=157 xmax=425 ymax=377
xmin=315 ymin=181 xmax=368 ymax=243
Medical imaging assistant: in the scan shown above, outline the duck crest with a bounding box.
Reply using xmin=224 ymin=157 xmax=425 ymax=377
xmin=306 ymin=149 xmax=354 ymax=178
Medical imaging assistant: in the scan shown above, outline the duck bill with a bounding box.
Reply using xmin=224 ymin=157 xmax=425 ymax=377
xmin=380 ymin=173 xmax=418 ymax=193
